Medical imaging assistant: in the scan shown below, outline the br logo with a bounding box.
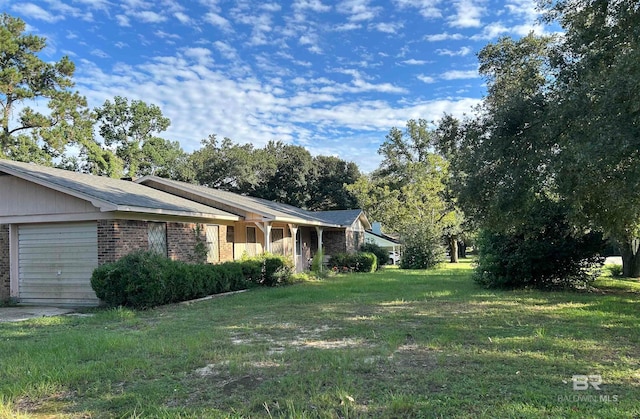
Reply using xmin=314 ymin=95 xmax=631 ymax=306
xmin=572 ymin=374 xmax=602 ymax=391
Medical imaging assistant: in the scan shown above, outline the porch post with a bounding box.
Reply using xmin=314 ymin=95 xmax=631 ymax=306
xmin=264 ymin=222 xmax=272 ymax=253
xmin=288 ymin=224 xmax=299 ymax=271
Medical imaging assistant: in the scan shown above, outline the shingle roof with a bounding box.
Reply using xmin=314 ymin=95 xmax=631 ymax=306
xmin=314 ymin=209 xmax=366 ymax=227
xmin=0 ymin=159 xmax=239 ymax=219
xmin=137 ymin=176 xmax=335 ymax=226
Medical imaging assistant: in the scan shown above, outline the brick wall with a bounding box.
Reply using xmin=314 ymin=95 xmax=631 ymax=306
xmin=98 ymin=220 xmax=235 ymax=265
xmin=0 ymin=224 xmax=9 ymax=302
xmin=220 ymin=225 xmax=234 ymax=261
xmin=167 ymin=222 xmax=202 ymax=262
xmin=323 ymin=230 xmax=347 ymax=256
xmin=98 ymin=219 xmax=148 ymax=264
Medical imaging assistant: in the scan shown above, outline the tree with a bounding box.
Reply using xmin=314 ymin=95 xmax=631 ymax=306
xmin=544 ymin=0 xmax=640 ymax=276
xmin=0 ymin=13 xmax=104 ymax=166
xmin=252 ymin=141 xmax=313 ymax=208
xmin=348 ymin=119 xmax=463 ymax=265
xmin=306 ymin=155 xmax=360 ymax=211
xmin=190 ymin=135 xmax=265 ymax=192
xmin=95 ymin=96 xmax=173 ymax=178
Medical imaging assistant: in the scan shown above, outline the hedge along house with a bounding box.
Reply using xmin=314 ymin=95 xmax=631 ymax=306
xmin=0 ymin=160 xmax=240 ymax=306
xmin=135 ymin=177 xmax=371 ymax=272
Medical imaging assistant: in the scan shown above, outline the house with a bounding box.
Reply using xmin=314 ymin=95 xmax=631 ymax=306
xmin=365 ymin=222 xmax=402 ymax=264
xmin=135 ymin=177 xmax=370 ymax=271
xmin=0 ymin=160 xmax=369 ymax=306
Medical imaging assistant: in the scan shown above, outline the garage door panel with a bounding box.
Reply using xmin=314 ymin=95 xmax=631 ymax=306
xmin=18 ymin=222 xmax=99 ymax=306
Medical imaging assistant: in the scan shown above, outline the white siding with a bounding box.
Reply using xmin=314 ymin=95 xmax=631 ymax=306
xmin=18 ymin=222 xmax=99 ymax=306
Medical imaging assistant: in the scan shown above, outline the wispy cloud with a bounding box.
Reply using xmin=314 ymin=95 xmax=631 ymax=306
xmin=440 ymin=69 xmax=479 ymax=80
xmin=436 ymin=46 xmax=472 ymax=56
xmin=424 ymin=32 xmax=464 ymax=41
xmin=337 ymin=0 xmax=381 ymax=22
xmin=417 ymin=74 xmax=436 ymax=83
xmin=401 ymin=59 xmax=429 ymax=65
xmin=14 ymin=3 xmax=63 ymax=23
xmin=394 ymin=0 xmax=443 ymax=19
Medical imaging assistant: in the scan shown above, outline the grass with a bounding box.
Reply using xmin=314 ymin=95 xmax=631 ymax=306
xmin=1 ymin=259 xmax=639 ymax=418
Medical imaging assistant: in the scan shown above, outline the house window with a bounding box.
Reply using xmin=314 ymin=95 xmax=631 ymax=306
xmin=226 ymin=226 xmax=235 ymax=243
xmin=205 ymin=225 xmax=219 ymax=263
xmin=271 ymin=228 xmax=284 ymax=255
xmin=246 ymin=226 xmax=257 ymax=243
xmin=246 ymin=226 xmax=258 ymax=256
xmin=148 ymin=222 xmax=167 ymax=256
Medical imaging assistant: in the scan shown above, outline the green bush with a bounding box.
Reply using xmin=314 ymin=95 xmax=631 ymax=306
xmin=241 ymin=253 xmax=294 ymax=286
xmin=473 ymin=202 xmax=605 ymax=289
xmin=360 ymin=242 xmax=389 ymax=267
xmin=328 ymin=252 xmax=377 ymax=273
xmin=90 ymin=251 xmax=292 ymax=309
xmin=400 ymin=223 xmax=446 ymax=270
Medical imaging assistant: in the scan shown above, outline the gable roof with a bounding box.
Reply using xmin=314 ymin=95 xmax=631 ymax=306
xmin=0 ymin=159 xmax=239 ymax=220
xmin=315 ymin=209 xmax=371 ymax=229
xmin=136 ymin=176 xmax=373 ymax=228
xmin=136 ymin=176 xmax=337 ymax=226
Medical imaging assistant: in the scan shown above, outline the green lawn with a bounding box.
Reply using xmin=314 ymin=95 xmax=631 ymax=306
xmin=1 ymin=260 xmax=639 ymax=418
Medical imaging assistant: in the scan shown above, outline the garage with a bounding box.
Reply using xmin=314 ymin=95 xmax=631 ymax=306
xmin=18 ymin=222 xmax=99 ymax=306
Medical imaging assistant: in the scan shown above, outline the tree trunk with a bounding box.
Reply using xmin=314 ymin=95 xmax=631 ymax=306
xmin=449 ymin=235 xmax=459 ymax=263
xmin=620 ymin=238 xmax=640 ymax=278
xmin=458 ymin=241 xmax=467 ymax=258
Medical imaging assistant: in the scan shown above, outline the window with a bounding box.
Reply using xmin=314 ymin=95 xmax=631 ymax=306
xmin=246 ymin=226 xmax=258 ymax=256
xmin=246 ymin=226 xmax=257 ymax=243
xmin=205 ymin=225 xmax=219 ymax=263
xmin=226 ymin=226 xmax=235 ymax=243
xmin=148 ymin=222 xmax=167 ymax=256
xmin=271 ymin=228 xmax=284 ymax=255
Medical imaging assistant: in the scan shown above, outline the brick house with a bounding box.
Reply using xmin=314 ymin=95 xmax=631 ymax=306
xmin=0 ymin=160 xmax=369 ymax=306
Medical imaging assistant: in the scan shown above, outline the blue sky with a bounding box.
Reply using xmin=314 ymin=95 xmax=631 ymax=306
xmin=6 ymin=0 xmax=548 ymax=172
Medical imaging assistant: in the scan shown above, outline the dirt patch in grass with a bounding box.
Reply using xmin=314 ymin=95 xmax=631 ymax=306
xmin=15 ymin=392 xmax=76 ymax=416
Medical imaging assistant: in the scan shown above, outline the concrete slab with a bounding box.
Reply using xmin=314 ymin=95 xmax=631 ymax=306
xmin=0 ymin=306 xmax=75 ymax=323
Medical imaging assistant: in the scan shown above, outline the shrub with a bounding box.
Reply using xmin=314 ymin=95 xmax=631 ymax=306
xmin=473 ymin=202 xmax=605 ymax=289
xmin=400 ymin=223 xmax=446 ymax=270
xmin=604 ymin=264 xmax=623 ymax=278
xmin=360 ymin=242 xmax=389 ymax=267
xmin=310 ymin=249 xmax=324 ymax=273
xmin=91 ymin=251 xmax=291 ymax=309
xmin=240 ymin=253 xmax=295 ymax=286
xmin=328 ymin=252 xmax=377 ymax=273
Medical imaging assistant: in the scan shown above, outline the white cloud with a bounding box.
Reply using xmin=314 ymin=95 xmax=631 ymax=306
xmin=424 ymin=32 xmax=464 ymax=41
xmin=292 ymin=0 xmax=331 ymax=12
xmin=470 ymin=22 xmax=510 ymax=40
xmin=174 ymin=11 xmax=191 ymax=24
xmin=333 ymin=23 xmax=362 ymax=31
xmin=373 ymin=22 xmax=403 ymax=34
xmin=115 ymin=14 xmax=131 ymax=27
xmin=448 ymin=0 xmax=485 ymax=28
xmin=394 ymin=0 xmax=443 ymax=19
xmin=417 ymin=74 xmax=436 ymax=83
xmin=440 ymin=69 xmax=479 ymax=80
xmin=401 ymin=59 xmax=428 ymax=65
xmin=436 ymin=46 xmax=472 ymax=56
xmin=14 ymin=3 xmax=63 ymax=23
xmin=337 ymin=0 xmax=381 ymax=22
xmin=204 ymin=12 xmax=233 ymax=32
xmin=133 ymin=10 xmax=168 ymax=23
xmin=90 ymin=49 xmax=110 ymax=58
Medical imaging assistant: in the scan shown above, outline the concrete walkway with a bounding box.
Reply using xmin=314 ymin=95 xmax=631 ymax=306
xmin=0 ymin=306 xmax=76 ymax=323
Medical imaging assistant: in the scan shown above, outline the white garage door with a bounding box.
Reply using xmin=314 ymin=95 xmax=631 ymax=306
xmin=18 ymin=222 xmax=99 ymax=306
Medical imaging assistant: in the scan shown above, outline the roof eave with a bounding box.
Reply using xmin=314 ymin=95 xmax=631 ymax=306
xmin=115 ymin=205 xmax=240 ymax=221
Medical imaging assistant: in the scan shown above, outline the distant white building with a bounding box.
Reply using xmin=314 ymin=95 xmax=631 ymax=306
xmin=365 ymin=222 xmax=402 ymax=265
